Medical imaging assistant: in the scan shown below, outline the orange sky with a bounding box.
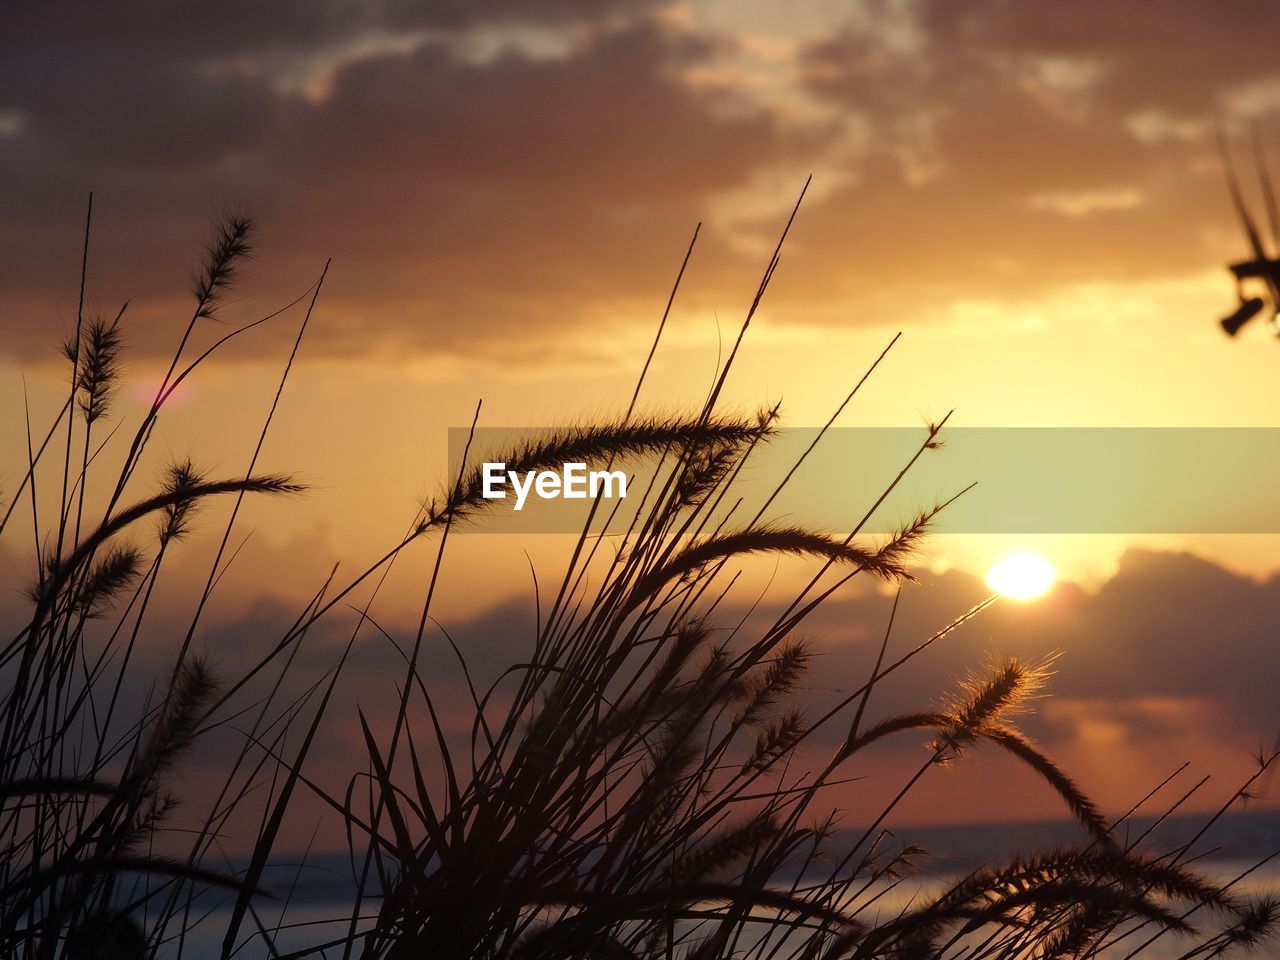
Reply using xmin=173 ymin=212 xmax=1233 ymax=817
xmin=3 ymin=0 xmax=1280 ymax=835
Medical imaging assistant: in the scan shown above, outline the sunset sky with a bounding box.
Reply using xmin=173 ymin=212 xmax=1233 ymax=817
xmin=4 ymin=1 xmax=1280 ymax=836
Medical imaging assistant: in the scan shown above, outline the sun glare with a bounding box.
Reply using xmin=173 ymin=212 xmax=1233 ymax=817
xmin=986 ymin=552 xmax=1056 ymax=600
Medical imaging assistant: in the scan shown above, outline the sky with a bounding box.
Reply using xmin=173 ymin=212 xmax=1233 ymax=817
xmin=3 ymin=0 xmax=1280 ymax=837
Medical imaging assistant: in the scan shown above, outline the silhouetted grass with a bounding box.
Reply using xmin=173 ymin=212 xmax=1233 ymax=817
xmin=1 ymin=195 xmax=1276 ymax=960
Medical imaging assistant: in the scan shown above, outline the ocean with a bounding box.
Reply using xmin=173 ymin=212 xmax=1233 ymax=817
xmin=152 ymin=809 xmax=1280 ymax=958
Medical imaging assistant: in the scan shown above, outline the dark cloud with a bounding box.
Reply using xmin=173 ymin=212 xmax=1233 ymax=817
xmin=256 ymin=24 xmax=784 ymax=347
xmin=793 ymin=548 xmax=1280 ymax=753
xmin=176 ymin=544 xmax=1280 ymax=776
xmin=922 ymin=0 xmax=1280 ymax=114
xmin=0 ymin=6 xmax=787 ymax=363
xmin=0 ymin=0 xmax=659 ymax=61
xmin=5 ymin=0 xmax=1280 ymax=361
xmin=3 ymin=535 xmax=1274 ymax=845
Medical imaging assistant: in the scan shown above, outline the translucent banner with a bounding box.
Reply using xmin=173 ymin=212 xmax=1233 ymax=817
xmin=446 ymin=427 xmax=1280 ymax=534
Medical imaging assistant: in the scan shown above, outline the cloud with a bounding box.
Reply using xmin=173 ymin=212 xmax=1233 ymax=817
xmin=0 ymin=6 xmax=800 ymax=362
xmin=181 ymin=544 xmax=1280 ymax=799
xmin=795 ymin=547 xmax=1280 ymax=757
xmin=4 ymin=531 xmax=1275 ymax=843
xmin=1027 ymin=187 xmax=1144 ymax=217
xmin=758 ymin=0 xmax=1280 ymax=328
xmin=9 ymin=0 xmax=1279 ymax=365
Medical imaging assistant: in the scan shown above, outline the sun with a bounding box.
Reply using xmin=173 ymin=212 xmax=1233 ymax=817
xmin=986 ymin=552 xmax=1056 ymax=600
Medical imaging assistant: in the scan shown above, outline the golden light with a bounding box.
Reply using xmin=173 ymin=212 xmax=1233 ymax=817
xmin=986 ymin=552 xmax=1056 ymax=600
